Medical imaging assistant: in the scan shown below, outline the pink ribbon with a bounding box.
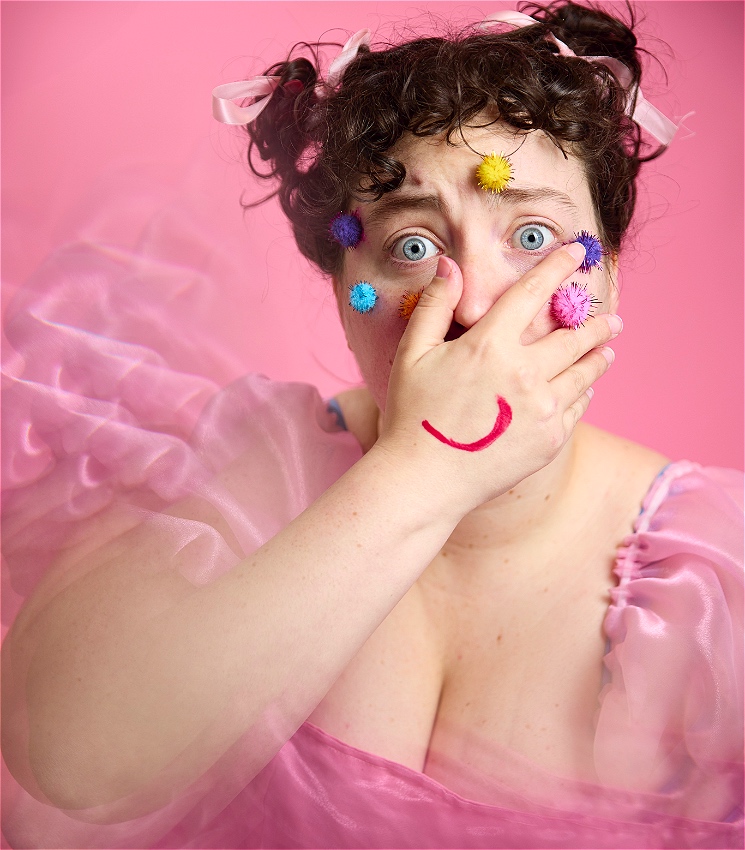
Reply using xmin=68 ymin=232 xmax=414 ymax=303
xmin=324 ymin=29 xmax=371 ymax=89
xmin=481 ymin=10 xmax=689 ymax=146
xmin=212 ymin=29 xmax=371 ymax=126
xmin=212 ymin=76 xmax=281 ymax=125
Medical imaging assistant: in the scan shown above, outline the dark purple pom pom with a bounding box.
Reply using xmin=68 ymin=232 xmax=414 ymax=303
xmin=574 ymin=231 xmax=605 ymax=273
xmin=329 ymin=212 xmax=363 ymax=249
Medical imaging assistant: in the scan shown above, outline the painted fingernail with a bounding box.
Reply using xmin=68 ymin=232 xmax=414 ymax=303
xmin=601 ymin=347 xmax=615 ymax=365
xmin=565 ymin=242 xmax=586 ymax=263
xmin=436 ymin=256 xmax=451 ymax=278
xmin=586 ymin=387 xmax=595 ymax=400
xmin=607 ymin=314 xmax=623 ymax=335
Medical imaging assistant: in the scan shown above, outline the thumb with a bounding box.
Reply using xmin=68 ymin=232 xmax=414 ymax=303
xmin=398 ymin=257 xmax=463 ymax=361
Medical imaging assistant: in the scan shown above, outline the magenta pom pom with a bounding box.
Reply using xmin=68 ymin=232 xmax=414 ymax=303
xmin=551 ymin=282 xmax=601 ymax=329
xmin=573 ymin=231 xmax=605 ymax=273
xmin=329 ymin=211 xmax=363 ymax=249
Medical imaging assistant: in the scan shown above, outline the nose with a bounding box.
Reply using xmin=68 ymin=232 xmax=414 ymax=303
xmin=451 ymin=250 xmax=522 ymax=329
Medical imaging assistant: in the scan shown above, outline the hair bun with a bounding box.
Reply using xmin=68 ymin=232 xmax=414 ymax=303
xmin=525 ymin=1 xmax=640 ymax=72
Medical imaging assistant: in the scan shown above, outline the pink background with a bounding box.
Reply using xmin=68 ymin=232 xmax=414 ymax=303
xmin=2 ymin=1 xmax=743 ymax=469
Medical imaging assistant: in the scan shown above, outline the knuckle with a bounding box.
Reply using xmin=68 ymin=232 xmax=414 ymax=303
xmin=535 ymin=393 xmax=558 ymax=422
xmin=517 ymin=273 xmax=545 ymax=300
xmin=514 ymin=361 xmax=539 ymax=391
xmin=546 ymin=422 xmax=565 ymax=454
xmin=417 ymin=289 xmax=442 ymax=311
xmin=572 ymin=368 xmax=587 ymax=396
xmin=560 ymin=329 xmax=581 ymax=361
xmin=595 ymin=316 xmax=613 ymax=344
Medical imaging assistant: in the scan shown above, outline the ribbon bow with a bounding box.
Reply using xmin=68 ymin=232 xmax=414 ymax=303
xmin=212 ymin=29 xmax=371 ymax=126
xmin=481 ymin=11 xmax=689 ymax=146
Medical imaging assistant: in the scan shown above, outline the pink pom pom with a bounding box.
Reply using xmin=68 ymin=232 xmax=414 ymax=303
xmin=550 ymin=282 xmax=600 ymax=329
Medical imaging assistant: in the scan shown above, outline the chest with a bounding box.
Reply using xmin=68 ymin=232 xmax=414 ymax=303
xmin=306 ymin=540 xmax=616 ymax=786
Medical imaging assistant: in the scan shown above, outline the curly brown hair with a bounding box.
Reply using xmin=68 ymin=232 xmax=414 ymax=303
xmin=246 ymin=1 xmax=665 ymax=277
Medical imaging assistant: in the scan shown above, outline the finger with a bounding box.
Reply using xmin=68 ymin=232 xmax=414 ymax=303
xmin=473 ymin=242 xmax=586 ymax=340
xmin=550 ymin=346 xmax=614 ymax=407
xmin=563 ymin=386 xmax=594 ymax=431
xmin=396 ymin=256 xmax=463 ymax=363
xmin=535 ymin=312 xmax=623 ymax=379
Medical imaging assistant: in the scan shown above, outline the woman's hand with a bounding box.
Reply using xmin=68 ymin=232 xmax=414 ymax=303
xmin=376 ymin=243 xmax=621 ymax=515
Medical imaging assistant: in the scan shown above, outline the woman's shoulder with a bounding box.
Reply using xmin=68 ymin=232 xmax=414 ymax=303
xmin=594 ymin=430 xmax=743 ymax=806
xmin=576 ymin=421 xmax=742 ymax=570
xmin=331 ymin=387 xmax=381 ymax=453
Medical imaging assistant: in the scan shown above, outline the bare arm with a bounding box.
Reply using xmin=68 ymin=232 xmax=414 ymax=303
xmin=3 ymin=243 xmax=617 ymax=816
xmin=6 ymin=443 xmax=459 ymax=812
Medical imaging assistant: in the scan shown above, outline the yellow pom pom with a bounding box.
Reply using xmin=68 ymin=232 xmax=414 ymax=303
xmin=476 ymin=152 xmax=512 ymax=194
xmin=398 ymin=289 xmax=423 ymax=319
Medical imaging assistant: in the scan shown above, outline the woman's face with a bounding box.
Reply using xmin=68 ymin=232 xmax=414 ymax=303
xmin=334 ymin=123 xmax=618 ymax=411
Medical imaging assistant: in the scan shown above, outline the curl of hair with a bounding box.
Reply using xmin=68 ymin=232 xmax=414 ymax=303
xmin=245 ymin=1 xmax=665 ymax=277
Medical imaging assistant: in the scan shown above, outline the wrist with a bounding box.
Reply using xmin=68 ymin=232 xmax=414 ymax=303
xmin=361 ymin=437 xmax=470 ymax=530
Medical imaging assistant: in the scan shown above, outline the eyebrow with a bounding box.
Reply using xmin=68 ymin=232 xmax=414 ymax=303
xmin=363 ymin=186 xmax=579 ymax=229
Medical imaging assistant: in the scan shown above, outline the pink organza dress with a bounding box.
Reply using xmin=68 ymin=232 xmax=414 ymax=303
xmin=2 ymin=210 xmax=743 ymax=848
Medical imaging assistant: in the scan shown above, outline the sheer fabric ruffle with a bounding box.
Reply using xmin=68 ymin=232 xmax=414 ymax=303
xmin=2 ymin=227 xmax=743 ymax=848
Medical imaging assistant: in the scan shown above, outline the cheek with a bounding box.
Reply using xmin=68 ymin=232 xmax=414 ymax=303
xmin=343 ymin=287 xmax=408 ymax=408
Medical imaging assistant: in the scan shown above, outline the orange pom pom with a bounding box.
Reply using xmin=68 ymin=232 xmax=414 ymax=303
xmin=398 ymin=289 xmax=423 ymax=319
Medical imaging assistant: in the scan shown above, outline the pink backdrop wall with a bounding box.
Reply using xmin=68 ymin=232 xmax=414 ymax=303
xmin=2 ymin=1 xmax=743 ymax=469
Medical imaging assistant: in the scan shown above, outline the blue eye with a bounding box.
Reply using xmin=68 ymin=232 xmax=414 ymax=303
xmin=392 ymin=235 xmax=439 ymax=262
xmin=514 ymin=224 xmax=555 ymax=251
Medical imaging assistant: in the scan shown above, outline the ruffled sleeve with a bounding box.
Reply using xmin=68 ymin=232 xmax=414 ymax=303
xmin=597 ymin=461 xmax=744 ymax=822
xmin=1 ymin=240 xmax=362 ymax=848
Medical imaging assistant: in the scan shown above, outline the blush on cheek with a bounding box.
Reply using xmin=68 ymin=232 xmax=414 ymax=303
xmin=345 ymin=289 xmax=408 ymax=410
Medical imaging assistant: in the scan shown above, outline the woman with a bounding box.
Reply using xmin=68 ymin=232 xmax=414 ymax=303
xmin=2 ymin=2 xmax=742 ymax=847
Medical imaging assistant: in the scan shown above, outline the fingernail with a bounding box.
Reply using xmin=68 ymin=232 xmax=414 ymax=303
xmin=565 ymin=242 xmax=586 ymax=263
xmin=607 ymin=314 xmax=623 ymax=336
xmin=601 ymin=347 xmax=615 ymax=365
xmin=586 ymin=387 xmax=595 ymax=400
xmin=436 ymin=256 xmax=451 ymax=279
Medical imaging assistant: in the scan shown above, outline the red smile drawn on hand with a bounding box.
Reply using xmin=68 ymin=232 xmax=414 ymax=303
xmin=422 ymin=395 xmax=513 ymax=452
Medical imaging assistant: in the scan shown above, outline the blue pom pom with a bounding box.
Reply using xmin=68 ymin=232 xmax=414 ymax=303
xmin=330 ymin=212 xmax=363 ymax=249
xmin=349 ymin=281 xmax=377 ymax=314
xmin=574 ymin=231 xmax=604 ymax=273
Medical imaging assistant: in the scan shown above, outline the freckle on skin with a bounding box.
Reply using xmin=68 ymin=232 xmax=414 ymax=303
xmin=497 ymin=634 xmax=502 ymax=642
xmin=545 ymin=493 xmax=551 ymax=501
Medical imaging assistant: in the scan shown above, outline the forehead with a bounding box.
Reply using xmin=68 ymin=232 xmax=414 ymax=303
xmin=361 ymin=123 xmax=596 ymax=223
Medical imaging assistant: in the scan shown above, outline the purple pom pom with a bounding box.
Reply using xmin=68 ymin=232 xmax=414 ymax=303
xmin=573 ymin=231 xmax=604 ymax=273
xmin=329 ymin=212 xmax=363 ymax=249
xmin=551 ymin=282 xmax=601 ymax=329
